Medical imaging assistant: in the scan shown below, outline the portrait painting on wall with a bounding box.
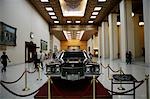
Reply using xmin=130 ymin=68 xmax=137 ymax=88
xmin=0 ymin=22 xmax=17 ymax=46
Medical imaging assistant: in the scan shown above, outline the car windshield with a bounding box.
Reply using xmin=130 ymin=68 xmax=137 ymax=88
xmin=62 ymin=52 xmax=85 ymax=59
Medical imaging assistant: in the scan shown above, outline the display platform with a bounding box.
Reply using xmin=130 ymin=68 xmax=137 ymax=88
xmin=35 ymin=77 xmax=112 ymax=99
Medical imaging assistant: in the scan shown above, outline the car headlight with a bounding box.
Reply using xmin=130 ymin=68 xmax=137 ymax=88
xmin=86 ymin=67 xmax=90 ymax=72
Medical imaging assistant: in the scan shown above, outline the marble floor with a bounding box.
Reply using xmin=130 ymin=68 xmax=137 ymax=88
xmin=0 ymin=58 xmax=150 ymax=99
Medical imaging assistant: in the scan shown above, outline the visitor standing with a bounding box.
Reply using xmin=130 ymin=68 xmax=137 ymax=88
xmin=128 ymin=51 xmax=132 ymax=64
xmin=37 ymin=50 xmax=44 ymax=69
xmin=126 ymin=52 xmax=129 ymax=64
xmin=0 ymin=52 xmax=11 ymax=72
xmin=33 ymin=51 xmax=38 ymax=69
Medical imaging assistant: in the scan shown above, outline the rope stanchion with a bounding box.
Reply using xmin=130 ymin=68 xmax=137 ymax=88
xmin=93 ymin=75 xmax=96 ymax=99
xmin=145 ymin=74 xmax=149 ymax=99
xmin=47 ymin=75 xmax=51 ymax=99
xmin=37 ymin=65 xmax=42 ymax=81
xmin=1 ymin=71 xmax=25 ymax=84
xmin=22 ymin=68 xmax=30 ymax=91
xmin=0 ymin=81 xmax=39 ymax=97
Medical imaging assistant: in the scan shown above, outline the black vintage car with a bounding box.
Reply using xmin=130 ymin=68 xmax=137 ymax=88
xmin=46 ymin=50 xmax=100 ymax=81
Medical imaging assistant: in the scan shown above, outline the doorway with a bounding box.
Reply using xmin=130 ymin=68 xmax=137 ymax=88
xmin=25 ymin=41 xmax=36 ymax=63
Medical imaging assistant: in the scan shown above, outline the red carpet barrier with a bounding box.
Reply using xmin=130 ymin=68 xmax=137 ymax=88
xmin=35 ymin=77 xmax=112 ymax=99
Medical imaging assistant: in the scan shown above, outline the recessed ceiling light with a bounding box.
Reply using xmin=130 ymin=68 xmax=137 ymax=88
xmin=92 ymin=12 xmax=99 ymax=15
xmin=90 ymin=16 xmax=96 ymax=19
xmin=51 ymin=16 xmax=57 ymax=19
xmin=94 ymin=7 xmax=102 ymax=11
xmin=98 ymin=0 xmax=106 ymax=2
xmin=41 ymin=0 xmax=49 ymax=2
xmin=75 ymin=21 xmax=81 ymax=23
xmin=88 ymin=21 xmax=94 ymax=23
xmin=67 ymin=21 xmax=72 ymax=23
xmin=46 ymin=7 xmax=53 ymax=11
xmin=54 ymin=21 xmax=59 ymax=23
xmin=76 ymin=30 xmax=84 ymax=40
xmin=48 ymin=12 xmax=55 ymax=15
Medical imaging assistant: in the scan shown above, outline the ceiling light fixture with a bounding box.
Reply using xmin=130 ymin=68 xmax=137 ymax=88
xmin=94 ymin=7 xmax=102 ymax=11
xmin=51 ymin=16 xmax=57 ymax=19
xmin=78 ymin=30 xmax=84 ymax=40
xmin=92 ymin=12 xmax=99 ymax=15
xmin=75 ymin=21 xmax=81 ymax=23
xmin=54 ymin=21 xmax=59 ymax=23
xmin=48 ymin=12 xmax=55 ymax=15
xmin=132 ymin=12 xmax=135 ymax=17
xmin=41 ymin=0 xmax=49 ymax=2
xmin=117 ymin=22 xmax=121 ymax=26
xmin=67 ymin=21 xmax=72 ymax=23
xmin=90 ymin=16 xmax=96 ymax=19
xmin=98 ymin=0 xmax=106 ymax=2
xmin=63 ymin=31 xmax=71 ymax=40
xmin=139 ymin=22 xmax=144 ymax=26
xmin=88 ymin=21 xmax=94 ymax=23
xmin=46 ymin=7 xmax=53 ymax=11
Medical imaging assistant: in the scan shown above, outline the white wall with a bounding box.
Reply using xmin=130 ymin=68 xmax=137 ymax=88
xmin=53 ymin=35 xmax=60 ymax=52
xmin=0 ymin=0 xmax=50 ymax=65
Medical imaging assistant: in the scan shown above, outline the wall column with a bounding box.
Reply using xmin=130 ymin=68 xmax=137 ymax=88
xmin=108 ymin=13 xmax=118 ymax=60
xmin=50 ymin=33 xmax=53 ymax=52
xmin=133 ymin=14 xmax=144 ymax=57
xmin=119 ymin=0 xmax=135 ymax=62
xmin=98 ymin=26 xmax=102 ymax=58
xmin=101 ymin=22 xmax=109 ymax=59
xmin=143 ymin=0 xmax=150 ymax=65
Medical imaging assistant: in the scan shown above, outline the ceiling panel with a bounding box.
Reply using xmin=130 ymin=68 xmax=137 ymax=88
xmin=28 ymin=0 xmax=143 ymax=41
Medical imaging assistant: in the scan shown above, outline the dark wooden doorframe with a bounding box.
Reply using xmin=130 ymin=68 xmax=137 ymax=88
xmin=25 ymin=41 xmax=36 ymax=63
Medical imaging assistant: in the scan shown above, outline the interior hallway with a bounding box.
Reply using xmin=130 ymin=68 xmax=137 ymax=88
xmin=0 ymin=57 xmax=149 ymax=99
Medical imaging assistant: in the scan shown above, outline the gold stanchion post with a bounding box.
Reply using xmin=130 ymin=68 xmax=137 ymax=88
xmin=145 ymin=74 xmax=149 ymax=99
xmin=93 ymin=75 xmax=96 ymax=99
xmin=22 ymin=68 xmax=30 ymax=91
xmin=48 ymin=75 xmax=51 ymax=99
xmin=37 ymin=64 xmax=42 ymax=80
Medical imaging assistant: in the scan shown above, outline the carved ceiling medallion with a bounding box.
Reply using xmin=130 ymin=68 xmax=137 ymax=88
xmin=64 ymin=0 xmax=82 ymax=9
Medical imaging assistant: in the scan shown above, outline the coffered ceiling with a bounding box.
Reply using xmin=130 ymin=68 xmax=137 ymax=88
xmin=28 ymin=0 xmax=143 ymax=41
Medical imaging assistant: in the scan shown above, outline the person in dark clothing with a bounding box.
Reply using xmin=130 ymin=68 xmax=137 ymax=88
xmin=128 ymin=51 xmax=132 ymax=64
xmin=33 ymin=51 xmax=38 ymax=69
xmin=126 ymin=52 xmax=129 ymax=64
xmin=0 ymin=52 xmax=11 ymax=72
